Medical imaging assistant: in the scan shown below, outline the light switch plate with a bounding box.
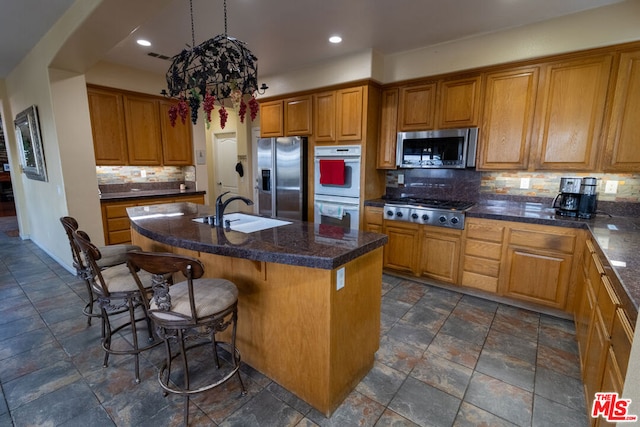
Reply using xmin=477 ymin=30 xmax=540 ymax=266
xmin=398 ymin=173 xmax=405 ymax=185
xmin=605 ymin=180 xmax=618 ymax=194
xmin=520 ymin=178 xmax=530 ymax=189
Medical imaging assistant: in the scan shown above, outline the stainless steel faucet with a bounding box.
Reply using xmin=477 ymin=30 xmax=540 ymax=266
xmin=214 ymin=191 xmax=254 ymax=227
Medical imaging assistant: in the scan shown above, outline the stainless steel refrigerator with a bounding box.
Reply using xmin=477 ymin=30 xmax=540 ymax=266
xmin=256 ymin=136 xmax=308 ymax=221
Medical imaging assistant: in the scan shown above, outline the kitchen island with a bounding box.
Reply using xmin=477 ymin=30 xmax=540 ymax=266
xmin=127 ymin=202 xmax=387 ymax=416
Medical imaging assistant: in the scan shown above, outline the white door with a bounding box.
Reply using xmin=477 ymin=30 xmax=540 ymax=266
xmin=213 ymin=133 xmax=238 ymax=199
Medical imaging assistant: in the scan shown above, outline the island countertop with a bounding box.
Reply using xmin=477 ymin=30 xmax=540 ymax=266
xmin=127 ymin=202 xmax=388 ymax=270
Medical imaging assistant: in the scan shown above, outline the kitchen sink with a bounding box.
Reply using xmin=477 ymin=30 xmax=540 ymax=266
xmin=192 ymin=213 xmax=292 ymax=233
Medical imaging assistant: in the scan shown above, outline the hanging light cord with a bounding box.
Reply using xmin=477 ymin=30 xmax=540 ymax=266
xmin=189 ymin=0 xmax=195 ymax=47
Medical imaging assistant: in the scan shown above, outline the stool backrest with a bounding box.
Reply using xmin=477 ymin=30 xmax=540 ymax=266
xmin=127 ymin=251 xmax=205 ymax=323
xmin=72 ymin=229 xmax=110 ymax=297
xmin=60 ymin=216 xmax=85 ymax=274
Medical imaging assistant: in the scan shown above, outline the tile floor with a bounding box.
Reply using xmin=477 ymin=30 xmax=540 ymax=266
xmin=0 ymin=223 xmax=589 ymax=426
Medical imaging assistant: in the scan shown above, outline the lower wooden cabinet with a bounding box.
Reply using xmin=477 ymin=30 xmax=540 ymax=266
xmin=363 ymin=206 xmax=383 ymax=233
xmin=382 ymin=221 xmax=420 ymax=275
xmin=101 ymin=194 xmax=204 ymax=244
xmin=419 ymin=226 xmax=462 ymax=283
xmin=460 ymin=218 xmax=505 ymax=292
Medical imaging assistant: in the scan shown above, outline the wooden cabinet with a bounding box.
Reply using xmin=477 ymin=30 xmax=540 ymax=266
xmin=259 ymin=100 xmax=284 ymax=137
xmin=88 ymin=85 xmax=194 ymax=166
xmin=533 ymin=54 xmax=613 ymax=170
xmin=398 ymin=83 xmax=437 ymax=131
xmin=377 ymin=88 xmax=399 ymax=169
xmin=437 ymin=75 xmax=482 ymax=128
xmin=284 ymin=96 xmax=312 ymax=136
xmin=87 ymin=87 xmax=128 ymax=165
xmin=314 ymin=87 xmax=364 ymax=143
xmin=477 ymin=67 xmax=539 ymax=170
xmin=159 ymin=100 xmax=193 ymax=165
xmin=418 ymin=226 xmax=462 ymax=283
xmin=382 ymin=221 xmax=420 ymax=275
xmin=124 ymin=95 xmax=162 ymax=166
xmin=363 ymin=206 xmax=383 ymax=233
xmin=101 ymin=194 xmax=204 ymax=244
xmin=502 ymin=224 xmax=577 ymax=309
xmin=460 ymin=218 xmax=505 ymax=292
xmin=602 ymin=49 xmax=640 ymax=171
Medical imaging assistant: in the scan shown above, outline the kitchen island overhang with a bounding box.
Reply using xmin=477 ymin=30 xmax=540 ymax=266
xmin=127 ymin=202 xmax=388 ymax=416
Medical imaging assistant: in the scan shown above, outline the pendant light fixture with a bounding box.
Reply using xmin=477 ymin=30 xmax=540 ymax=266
xmin=162 ymin=0 xmax=267 ymax=129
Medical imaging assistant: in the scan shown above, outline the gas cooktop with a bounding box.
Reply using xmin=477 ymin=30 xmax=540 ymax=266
xmin=383 ymin=197 xmax=475 ymax=211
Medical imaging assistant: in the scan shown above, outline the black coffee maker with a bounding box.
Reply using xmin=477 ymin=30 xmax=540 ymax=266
xmin=553 ymin=177 xmax=582 ymax=217
xmin=578 ymin=177 xmax=598 ymax=219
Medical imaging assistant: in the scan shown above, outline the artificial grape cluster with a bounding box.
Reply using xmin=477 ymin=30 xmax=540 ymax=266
xmin=168 ymin=105 xmax=178 ymax=127
xmin=203 ymin=93 xmax=216 ymax=124
xmin=219 ymin=106 xmax=229 ymax=129
xmin=177 ymin=99 xmax=189 ymax=125
xmin=249 ymin=97 xmax=259 ymax=121
xmin=238 ymin=99 xmax=247 ymax=123
xmin=188 ymin=96 xmax=200 ymax=124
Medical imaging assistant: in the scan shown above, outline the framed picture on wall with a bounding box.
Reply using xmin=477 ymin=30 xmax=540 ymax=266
xmin=15 ymin=105 xmax=47 ymax=182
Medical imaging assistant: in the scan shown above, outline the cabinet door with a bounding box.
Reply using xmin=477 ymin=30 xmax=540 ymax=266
xmin=377 ymin=88 xmax=399 ymax=169
xmin=383 ymin=222 xmax=419 ymax=274
xmin=336 ymin=87 xmax=363 ymax=141
xmin=477 ymin=67 xmax=539 ymax=170
xmin=503 ymin=246 xmax=572 ymax=309
xmin=437 ymin=76 xmax=482 ymax=128
xmin=314 ymin=91 xmax=336 ymax=142
xmin=583 ymin=309 xmax=609 ymax=409
xmin=534 ymin=55 xmax=612 ymax=170
xmin=398 ymin=83 xmax=437 ymax=131
xmin=364 ymin=206 xmax=383 ymax=232
xmin=88 ymin=88 xmax=128 ymax=165
xmin=159 ymin=100 xmax=193 ymax=165
xmin=285 ymin=96 xmax=312 ymax=136
xmin=603 ymin=50 xmax=640 ymax=171
xmin=419 ymin=226 xmax=462 ymax=283
xmin=124 ymin=95 xmax=162 ymax=166
xmin=260 ymin=100 xmax=284 ymax=137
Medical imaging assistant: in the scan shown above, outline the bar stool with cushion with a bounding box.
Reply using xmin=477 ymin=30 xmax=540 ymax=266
xmin=60 ymin=216 xmax=141 ymax=326
xmin=73 ymin=229 xmax=160 ymax=382
xmin=126 ymin=251 xmax=246 ymax=424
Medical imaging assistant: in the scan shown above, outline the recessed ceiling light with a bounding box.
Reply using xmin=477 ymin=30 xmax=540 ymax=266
xmin=137 ymin=39 xmax=151 ymax=47
xmin=329 ymin=36 xmax=342 ymax=44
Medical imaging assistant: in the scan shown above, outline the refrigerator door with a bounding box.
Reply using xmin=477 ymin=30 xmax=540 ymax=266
xmin=256 ymin=138 xmax=275 ymax=217
xmin=275 ymin=137 xmax=307 ymax=221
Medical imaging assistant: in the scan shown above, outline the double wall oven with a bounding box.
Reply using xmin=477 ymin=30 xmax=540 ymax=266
xmin=313 ymin=146 xmax=361 ymax=235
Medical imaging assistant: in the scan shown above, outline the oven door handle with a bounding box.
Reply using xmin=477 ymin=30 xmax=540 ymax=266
xmin=315 ymin=158 xmax=360 ymax=164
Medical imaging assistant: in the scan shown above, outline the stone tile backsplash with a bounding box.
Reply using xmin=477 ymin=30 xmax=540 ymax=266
xmin=97 ymin=166 xmax=196 ymax=192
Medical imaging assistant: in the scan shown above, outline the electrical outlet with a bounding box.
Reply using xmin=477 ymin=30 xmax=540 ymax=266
xmin=336 ymin=267 xmax=345 ymax=291
xmin=397 ymin=173 xmax=405 ymax=185
xmin=605 ymin=180 xmax=618 ymax=194
xmin=520 ymin=178 xmax=530 ymax=189
xmin=141 ymin=169 xmax=147 ymax=178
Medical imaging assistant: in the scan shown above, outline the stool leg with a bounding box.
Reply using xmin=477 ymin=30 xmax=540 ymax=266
xmin=230 ymin=310 xmax=247 ymax=396
xmin=102 ymin=307 xmax=112 ymax=369
xmin=128 ymin=296 xmax=141 ymax=383
xmin=84 ymin=279 xmax=94 ymax=327
xmin=211 ymin=333 xmax=221 ymax=369
xmin=178 ymin=329 xmax=190 ymax=425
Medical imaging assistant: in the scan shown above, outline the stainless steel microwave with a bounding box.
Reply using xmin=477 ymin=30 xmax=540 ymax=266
xmin=396 ymin=128 xmax=478 ymax=169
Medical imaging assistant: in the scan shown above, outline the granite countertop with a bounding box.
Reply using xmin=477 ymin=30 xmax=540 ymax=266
xmin=366 ymin=198 xmax=639 ymax=321
xmin=127 ymin=202 xmax=388 ymax=270
xmin=100 ymin=188 xmax=206 ymax=202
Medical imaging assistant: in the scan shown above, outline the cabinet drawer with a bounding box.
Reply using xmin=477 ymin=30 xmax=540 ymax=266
xmin=461 ymin=271 xmax=498 ymax=293
xmin=466 ymin=221 xmax=504 ymax=242
xmin=463 ymin=255 xmax=500 ymax=277
xmin=598 ymin=276 xmax=620 ymax=335
xmin=464 ymin=240 xmax=502 ymax=260
xmin=108 ymin=229 xmax=132 ymax=245
xmin=104 ymin=203 xmax=132 ymax=219
xmin=611 ymin=308 xmax=634 ymax=378
xmin=107 ymin=217 xmax=130 ymax=232
xmin=364 ymin=207 xmax=383 ymax=226
xmin=509 ymin=228 xmax=575 ymax=253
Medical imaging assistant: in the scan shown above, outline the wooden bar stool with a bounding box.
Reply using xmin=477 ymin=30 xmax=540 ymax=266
xmin=73 ymin=230 xmax=160 ymax=382
xmin=126 ymin=251 xmax=246 ymax=425
xmin=60 ymin=216 xmax=141 ymax=326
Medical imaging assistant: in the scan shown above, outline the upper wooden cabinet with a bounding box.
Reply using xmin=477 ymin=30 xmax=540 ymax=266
xmin=477 ymin=67 xmax=539 ymax=170
xmin=88 ymin=87 xmax=128 ymax=165
xmin=159 ymin=100 xmax=193 ymax=165
xmin=259 ymin=96 xmax=312 ymax=137
xmin=602 ymin=49 xmax=640 ymax=171
xmin=437 ymin=76 xmax=482 ymax=128
xmin=285 ymin=96 xmax=312 ymax=136
xmin=398 ymin=83 xmax=437 ymax=131
xmin=259 ymin=100 xmax=284 ymax=137
xmin=377 ymin=88 xmax=399 ymax=169
xmin=88 ymin=85 xmax=194 ymax=166
xmin=533 ymin=54 xmax=613 ymax=170
xmin=123 ymin=95 xmax=162 ymax=166
xmin=313 ymin=86 xmax=364 ymax=144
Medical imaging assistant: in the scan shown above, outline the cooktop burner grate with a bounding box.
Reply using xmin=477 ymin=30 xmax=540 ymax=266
xmin=383 ymin=197 xmax=474 ymax=211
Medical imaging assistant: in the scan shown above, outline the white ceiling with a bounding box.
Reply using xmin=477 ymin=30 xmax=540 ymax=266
xmin=0 ymin=0 xmax=627 ymax=80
